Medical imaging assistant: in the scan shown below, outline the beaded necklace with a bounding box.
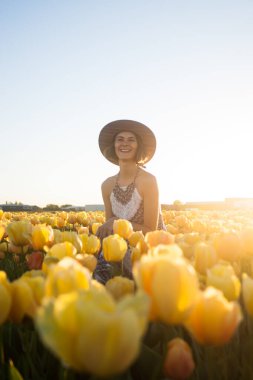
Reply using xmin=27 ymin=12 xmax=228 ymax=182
xmin=112 ymin=168 xmax=139 ymax=205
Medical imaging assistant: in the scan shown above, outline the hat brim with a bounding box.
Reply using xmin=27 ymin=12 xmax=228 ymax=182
xmin=98 ymin=119 xmax=156 ymax=165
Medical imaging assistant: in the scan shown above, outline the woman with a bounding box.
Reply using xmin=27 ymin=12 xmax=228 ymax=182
xmin=96 ymin=119 xmax=165 ymax=240
xmin=94 ymin=119 xmax=165 ymax=283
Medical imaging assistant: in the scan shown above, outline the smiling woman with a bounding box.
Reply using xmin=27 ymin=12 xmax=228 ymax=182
xmin=94 ymin=119 xmax=166 ymax=284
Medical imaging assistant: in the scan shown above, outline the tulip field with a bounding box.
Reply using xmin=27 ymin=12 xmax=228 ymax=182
xmin=1 ymin=208 xmax=253 ymax=379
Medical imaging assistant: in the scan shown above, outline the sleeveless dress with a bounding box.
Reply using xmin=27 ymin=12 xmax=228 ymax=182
xmin=110 ymin=180 xmax=165 ymax=230
xmin=93 ymin=173 xmax=166 ymax=284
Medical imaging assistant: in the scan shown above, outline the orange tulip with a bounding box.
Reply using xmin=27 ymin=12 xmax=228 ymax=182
xmin=145 ymin=230 xmax=175 ymax=248
xmin=163 ymin=338 xmax=195 ymax=380
xmin=184 ymin=287 xmax=242 ymax=345
xmin=133 ymin=253 xmax=199 ymax=324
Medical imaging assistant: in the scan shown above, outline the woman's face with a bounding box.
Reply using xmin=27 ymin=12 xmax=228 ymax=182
xmin=114 ymin=131 xmax=138 ymax=162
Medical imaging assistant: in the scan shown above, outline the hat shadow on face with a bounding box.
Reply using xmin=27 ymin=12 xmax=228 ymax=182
xmin=99 ymin=120 xmax=156 ymax=166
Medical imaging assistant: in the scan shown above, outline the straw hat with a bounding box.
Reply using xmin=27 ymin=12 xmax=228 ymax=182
xmin=98 ymin=119 xmax=156 ymax=165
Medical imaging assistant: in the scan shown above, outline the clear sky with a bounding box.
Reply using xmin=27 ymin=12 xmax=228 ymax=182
xmin=1 ymin=1 xmax=253 ymax=207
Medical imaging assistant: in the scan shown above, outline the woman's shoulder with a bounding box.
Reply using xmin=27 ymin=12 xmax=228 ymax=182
xmin=137 ymin=169 xmax=157 ymax=185
xmin=101 ymin=175 xmax=117 ymax=193
xmin=136 ymin=169 xmax=158 ymax=197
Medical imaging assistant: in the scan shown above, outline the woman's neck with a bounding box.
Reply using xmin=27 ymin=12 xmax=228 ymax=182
xmin=117 ymin=162 xmax=139 ymax=185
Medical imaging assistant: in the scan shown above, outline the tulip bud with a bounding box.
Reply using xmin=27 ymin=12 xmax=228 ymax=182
xmin=163 ymin=338 xmax=195 ymax=380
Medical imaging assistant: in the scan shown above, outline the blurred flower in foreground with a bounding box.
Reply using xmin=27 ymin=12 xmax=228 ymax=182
xmin=6 ymin=221 xmax=32 ymax=246
xmin=163 ymin=338 xmax=195 ymax=380
xmin=105 ymin=276 xmax=135 ymax=300
xmin=0 ymin=271 xmax=12 ymax=325
xmin=206 ymin=262 xmax=241 ymax=301
xmin=133 ymin=253 xmax=199 ymax=324
xmin=36 ymin=288 xmax=150 ymax=376
xmin=9 ymin=278 xmax=38 ymax=322
xmin=103 ymin=234 xmax=128 ymax=262
xmin=184 ymin=286 xmax=242 ymax=345
xmin=113 ymin=219 xmax=133 ymax=240
xmin=44 ymin=257 xmax=91 ymax=298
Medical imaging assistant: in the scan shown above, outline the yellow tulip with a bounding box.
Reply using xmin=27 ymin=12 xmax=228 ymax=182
xmin=42 ymin=256 xmax=59 ymax=275
xmin=53 ymin=228 xmax=62 ymax=244
xmin=130 ymin=246 xmax=142 ymax=264
xmin=36 ymin=288 xmax=149 ymax=376
xmin=177 ymin=241 xmax=195 ymax=260
xmin=213 ymin=231 xmax=243 ymax=262
xmin=21 ymin=273 xmax=46 ymax=305
xmin=0 ymin=241 xmax=8 ymax=252
xmin=194 ymin=241 xmax=218 ymax=275
xmin=207 ymin=263 xmax=241 ymax=301
xmin=0 ymin=209 xmax=3 ymax=220
xmin=6 ymin=220 xmax=32 ymax=246
xmin=85 ymin=234 xmax=101 ymax=254
xmin=184 ymin=287 xmax=242 ymax=345
xmin=91 ymin=222 xmax=102 ymax=235
xmin=242 ymin=273 xmax=253 ymax=316
xmin=56 ymin=216 xmax=66 ymax=229
xmin=145 ymin=229 xmax=175 ymax=248
xmin=75 ymin=253 xmax=97 ymax=272
xmin=149 ymin=243 xmax=183 ymax=259
xmin=184 ymin=232 xmax=202 ymax=245
xmin=0 ymin=271 xmax=12 ymax=325
xmin=105 ymin=276 xmax=135 ymax=300
xmin=76 ymin=211 xmax=89 ymax=225
xmin=0 ymin=224 xmax=5 ymax=241
xmin=9 ymin=278 xmax=37 ymax=322
xmin=103 ymin=234 xmax=128 ymax=262
xmin=31 ymin=224 xmax=54 ymax=250
xmin=46 ymin=241 xmax=77 ymax=260
xmin=77 ymin=226 xmax=89 ymax=235
xmin=44 ymin=257 xmax=91 ymax=297
xmin=133 ymin=253 xmax=199 ymax=324
xmin=128 ymin=230 xmax=145 ymax=247
xmin=113 ymin=219 xmax=133 ymax=240
xmin=61 ymin=231 xmax=83 ymax=252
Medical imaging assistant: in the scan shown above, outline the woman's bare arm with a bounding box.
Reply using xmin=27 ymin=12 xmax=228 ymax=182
xmin=133 ymin=174 xmax=159 ymax=234
xmin=96 ymin=178 xmax=117 ymax=240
